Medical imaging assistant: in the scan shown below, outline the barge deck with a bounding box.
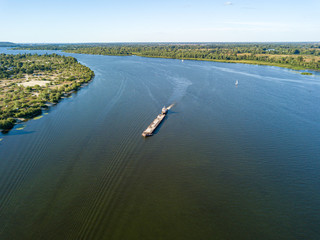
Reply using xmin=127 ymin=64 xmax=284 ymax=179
xmin=142 ymin=106 xmax=168 ymax=137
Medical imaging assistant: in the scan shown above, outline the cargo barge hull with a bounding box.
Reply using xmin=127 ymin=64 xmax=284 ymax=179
xmin=142 ymin=106 xmax=168 ymax=137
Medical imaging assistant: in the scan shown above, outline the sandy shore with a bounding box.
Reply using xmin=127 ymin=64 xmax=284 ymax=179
xmin=18 ymin=80 xmax=51 ymax=87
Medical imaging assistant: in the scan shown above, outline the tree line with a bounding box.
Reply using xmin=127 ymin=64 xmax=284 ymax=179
xmin=16 ymin=43 xmax=320 ymax=71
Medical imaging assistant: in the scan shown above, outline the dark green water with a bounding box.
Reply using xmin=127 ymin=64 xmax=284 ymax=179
xmin=1 ymin=48 xmax=320 ymax=240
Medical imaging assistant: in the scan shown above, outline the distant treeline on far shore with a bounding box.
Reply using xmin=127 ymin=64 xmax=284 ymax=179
xmin=14 ymin=42 xmax=320 ymax=71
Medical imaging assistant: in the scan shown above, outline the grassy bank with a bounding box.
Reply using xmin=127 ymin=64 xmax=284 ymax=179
xmin=129 ymin=54 xmax=310 ymax=71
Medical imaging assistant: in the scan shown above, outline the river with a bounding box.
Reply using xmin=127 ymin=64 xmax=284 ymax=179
xmin=0 ymin=48 xmax=320 ymax=239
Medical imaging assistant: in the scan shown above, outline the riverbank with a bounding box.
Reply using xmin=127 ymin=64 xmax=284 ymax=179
xmin=127 ymin=54 xmax=314 ymax=73
xmin=0 ymin=53 xmax=94 ymax=131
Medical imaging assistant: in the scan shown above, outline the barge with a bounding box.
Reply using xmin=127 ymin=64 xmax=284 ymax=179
xmin=142 ymin=106 xmax=168 ymax=137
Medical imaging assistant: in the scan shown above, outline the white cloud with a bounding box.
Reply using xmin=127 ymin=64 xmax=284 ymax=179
xmin=224 ymin=2 xmax=233 ymax=5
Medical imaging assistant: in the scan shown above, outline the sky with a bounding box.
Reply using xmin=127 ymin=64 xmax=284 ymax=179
xmin=1 ymin=0 xmax=319 ymax=43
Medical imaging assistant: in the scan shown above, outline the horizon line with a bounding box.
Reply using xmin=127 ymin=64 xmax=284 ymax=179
xmin=2 ymin=41 xmax=320 ymax=45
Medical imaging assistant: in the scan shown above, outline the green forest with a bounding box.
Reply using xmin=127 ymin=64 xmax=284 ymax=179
xmin=0 ymin=53 xmax=94 ymax=130
xmin=16 ymin=43 xmax=320 ymax=71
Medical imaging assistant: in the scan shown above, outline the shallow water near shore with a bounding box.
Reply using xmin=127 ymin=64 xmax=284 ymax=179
xmin=0 ymin=48 xmax=320 ymax=239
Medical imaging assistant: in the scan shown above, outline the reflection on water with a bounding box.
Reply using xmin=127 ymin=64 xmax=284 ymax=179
xmin=0 ymin=48 xmax=320 ymax=240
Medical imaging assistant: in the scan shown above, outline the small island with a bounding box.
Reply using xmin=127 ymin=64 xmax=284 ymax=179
xmin=0 ymin=53 xmax=94 ymax=131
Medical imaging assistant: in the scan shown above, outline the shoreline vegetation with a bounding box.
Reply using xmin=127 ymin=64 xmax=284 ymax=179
xmin=14 ymin=42 xmax=320 ymax=73
xmin=0 ymin=53 xmax=94 ymax=131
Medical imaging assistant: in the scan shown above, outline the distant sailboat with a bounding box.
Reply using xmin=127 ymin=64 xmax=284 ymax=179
xmin=235 ymin=80 xmax=238 ymax=86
